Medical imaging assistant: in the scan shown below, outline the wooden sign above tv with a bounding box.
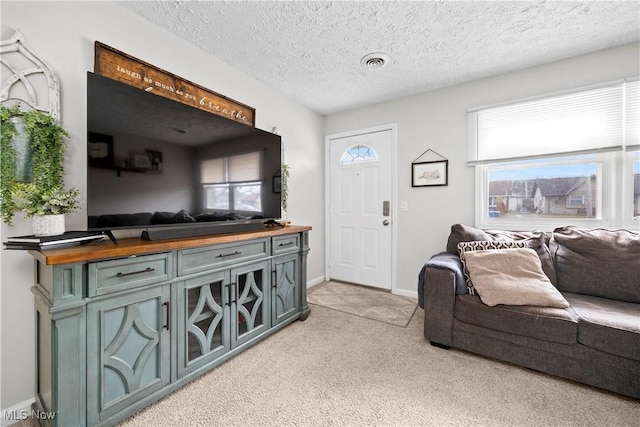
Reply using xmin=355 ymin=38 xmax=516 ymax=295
xmin=94 ymin=42 xmax=255 ymax=126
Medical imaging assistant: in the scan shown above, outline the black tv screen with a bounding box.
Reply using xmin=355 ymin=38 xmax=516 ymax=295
xmin=86 ymin=72 xmax=282 ymax=237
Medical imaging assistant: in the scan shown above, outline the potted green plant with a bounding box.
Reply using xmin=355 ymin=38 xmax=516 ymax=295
xmin=1 ymin=105 xmax=79 ymax=235
xmin=280 ymin=164 xmax=290 ymax=225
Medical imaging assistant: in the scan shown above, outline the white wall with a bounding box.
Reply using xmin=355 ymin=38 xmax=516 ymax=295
xmin=2 ymin=0 xmax=638 ymax=414
xmin=0 ymin=1 xmax=325 ymax=410
xmin=325 ymin=42 xmax=640 ymax=295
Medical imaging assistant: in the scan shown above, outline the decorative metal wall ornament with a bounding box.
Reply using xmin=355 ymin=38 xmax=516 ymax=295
xmin=411 ymin=149 xmax=448 ymax=187
xmin=0 ymin=30 xmax=61 ymax=184
xmin=0 ymin=29 xmax=60 ymax=119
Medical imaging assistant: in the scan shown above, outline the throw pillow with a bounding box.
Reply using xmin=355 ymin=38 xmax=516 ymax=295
xmin=458 ymin=240 xmax=527 ymax=295
xmin=463 ymin=247 xmax=570 ymax=308
xmin=446 ymin=223 xmax=557 ymax=285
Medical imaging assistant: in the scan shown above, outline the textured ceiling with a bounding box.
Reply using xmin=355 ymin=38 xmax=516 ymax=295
xmin=118 ymin=1 xmax=640 ymax=116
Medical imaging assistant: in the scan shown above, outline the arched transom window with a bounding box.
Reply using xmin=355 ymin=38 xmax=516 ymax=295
xmin=340 ymin=144 xmax=378 ymax=164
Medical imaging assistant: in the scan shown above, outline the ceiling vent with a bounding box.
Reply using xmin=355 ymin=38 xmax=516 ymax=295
xmin=360 ymin=52 xmax=389 ymax=69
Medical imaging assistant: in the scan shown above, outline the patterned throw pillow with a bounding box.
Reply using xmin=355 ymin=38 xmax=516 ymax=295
xmin=457 ymin=240 xmax=528 ymax=295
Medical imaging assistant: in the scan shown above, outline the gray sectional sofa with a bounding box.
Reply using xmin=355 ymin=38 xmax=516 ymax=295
xmin=419 ymin=224 xmax=640 ymax=399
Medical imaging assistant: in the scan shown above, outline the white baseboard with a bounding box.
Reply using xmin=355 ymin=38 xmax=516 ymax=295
xmin=306 ymin=276 xmax=325 ymax=288
xmin=393 ymin=288 xmax=418 ymax=299
xmin=1 ymin=398 xmax=35 ymax=427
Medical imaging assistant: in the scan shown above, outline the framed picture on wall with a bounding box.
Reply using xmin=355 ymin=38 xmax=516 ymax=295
xmin=273 ymin=175 xmax=282 ymax=193
xmin=131 ymin=153 xmax=151 ymax=169
xmin=412 ymin=160 xmax=448 ymax=187
xmin=146 ymin=150 xmax=163 ymax=171
xmin=88 ymin=132 xmax=114 ymax=167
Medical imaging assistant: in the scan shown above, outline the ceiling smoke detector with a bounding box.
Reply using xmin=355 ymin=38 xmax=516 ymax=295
xmin=360 ymin=52 xmax=389 ymax=69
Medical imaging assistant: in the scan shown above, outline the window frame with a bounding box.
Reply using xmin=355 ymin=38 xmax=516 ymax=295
xmin=202 ymin=181 xmax=263 ymax=214
xmin=622 ymin=150 xmax=640 ymax=230
xmin=475 ymin=153 xmax=612 ymax=231
xmin=470 ymin=78 xmax=638 ymax=232
xmin=568 ymin=195 xmax=585 ymax=206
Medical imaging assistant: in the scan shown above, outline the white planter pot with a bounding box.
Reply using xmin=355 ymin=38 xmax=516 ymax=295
xmin=32 ymin=214 xmax=65 ymax=236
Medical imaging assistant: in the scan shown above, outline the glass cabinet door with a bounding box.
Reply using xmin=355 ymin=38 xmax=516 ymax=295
xmin=231 ymin=261 xmax=269 ymax=347
xmin=178 ymin=271 xmax=230 ymax=376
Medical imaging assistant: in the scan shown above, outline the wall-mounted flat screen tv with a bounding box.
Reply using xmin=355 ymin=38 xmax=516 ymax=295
xmin=86 ymin=72 xmax=282 ymax=240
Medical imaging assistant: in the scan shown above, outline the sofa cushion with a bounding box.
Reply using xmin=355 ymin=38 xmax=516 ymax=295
xmin=552 ymin=227 xmax=640 ymax=303
xmin=461 ymin=247 xmax=569 ymax=308
xmin=446 ymin=224 xmax=556 ymax=284
xmin=454 ymin=293 xmax=578 ymax=345
xmin=564 ymin=292 xmax=640 ymax=362
xmin=151 ymin=210 xmax=197 ymax=224
xmin=457 ymin=240 xmax=527 ymax=294
xmin=95 ymin=212 xmax=153 ymax=228
xmin=193 ymin=212 xmax=243 ymax=222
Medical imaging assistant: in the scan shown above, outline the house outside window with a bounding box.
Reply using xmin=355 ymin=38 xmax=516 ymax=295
xmin=469 ymin=78 xmax=639 ymax=230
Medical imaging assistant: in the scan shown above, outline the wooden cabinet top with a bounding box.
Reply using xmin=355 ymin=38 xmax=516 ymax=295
xmin=29 ymin=225 xmax=312 ymax=265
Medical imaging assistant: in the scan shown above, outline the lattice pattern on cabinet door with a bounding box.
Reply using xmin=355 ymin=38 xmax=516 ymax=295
xmin=275 ymin=261 xmax=296 ymax=313
xmin=237 ymin=271 xmax=264 ymax=335
xmin=187 ymin=282 xmax=224 ymax=362
xmin=103 ymin=301 xmax=160 ymax=402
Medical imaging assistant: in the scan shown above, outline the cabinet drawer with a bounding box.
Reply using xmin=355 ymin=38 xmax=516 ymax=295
xmin=272 ymin=234 xmax=300 ymax=255
xmin=178 ymin=239 xmax=268 ymax=276
xmin=88 ymin=253 xmax=172 ymax=296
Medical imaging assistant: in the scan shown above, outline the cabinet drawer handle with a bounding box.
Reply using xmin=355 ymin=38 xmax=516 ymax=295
xmin=217 ymin=251 xmax=241 ymax=258
xmin=116 ymin=267 xmax=155 ymax=278
xmin=278 ymin=241 xmax=295 ymax=247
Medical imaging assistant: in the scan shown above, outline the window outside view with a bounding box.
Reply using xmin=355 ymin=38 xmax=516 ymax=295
xmin=204 ymin=185 xmax=230 ymax=210
xmin=233 ymin=183 xmax=262 ymax=212
xmin=487 ymin=158 xmax=600 ymax=220
xmin=204 ymin=183 xmax=262 ymax=213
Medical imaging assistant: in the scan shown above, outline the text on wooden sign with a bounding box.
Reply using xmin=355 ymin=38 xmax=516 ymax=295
xmin=94 ymin=42 xmax=255 ymax=126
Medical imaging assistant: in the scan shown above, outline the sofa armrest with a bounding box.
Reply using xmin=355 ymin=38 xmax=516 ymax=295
xmin=425 ymin=252 xmax=466 ymax=294
xmin=418 ymin=252 xmax=466 ymax=308
xmin=422 ymin=253 xmax=464 ymax=347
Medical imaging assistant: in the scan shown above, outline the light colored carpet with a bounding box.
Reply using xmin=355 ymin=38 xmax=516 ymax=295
xmin=307 ymin=281 xmax=418 ymax=327
xmin=119 ymin=305 xmax=640 ymax=427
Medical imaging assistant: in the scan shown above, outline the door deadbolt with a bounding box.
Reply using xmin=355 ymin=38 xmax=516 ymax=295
xmin=383 ymin=201 xmax=390 ymax=216
xmin=383 ymin=220 xmax=390 ymax=226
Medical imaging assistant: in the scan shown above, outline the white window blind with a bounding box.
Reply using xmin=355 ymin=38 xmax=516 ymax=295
xmin=468 ymin=80 xmax=639 ymax=163
xmin=625 ymin=79 xmax=639 ymax=151
xmin=200 ymin=151 xmax=262 ymax=183
xmin=228 ymin=151 xmax=261 ymax=182
xmin=201 ymin=158 xmax=224 ymax=183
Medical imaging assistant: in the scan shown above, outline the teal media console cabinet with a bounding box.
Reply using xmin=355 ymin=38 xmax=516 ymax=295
xmin=28 ymin=226 xmax=311 ymax=426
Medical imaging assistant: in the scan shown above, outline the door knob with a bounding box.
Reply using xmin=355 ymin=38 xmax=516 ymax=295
xmin=382 ymin=220 xmax=390 ymax=226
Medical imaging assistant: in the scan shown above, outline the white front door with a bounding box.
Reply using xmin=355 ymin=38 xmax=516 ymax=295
xmin=327 ymin=127 xmax=395 ymax=290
